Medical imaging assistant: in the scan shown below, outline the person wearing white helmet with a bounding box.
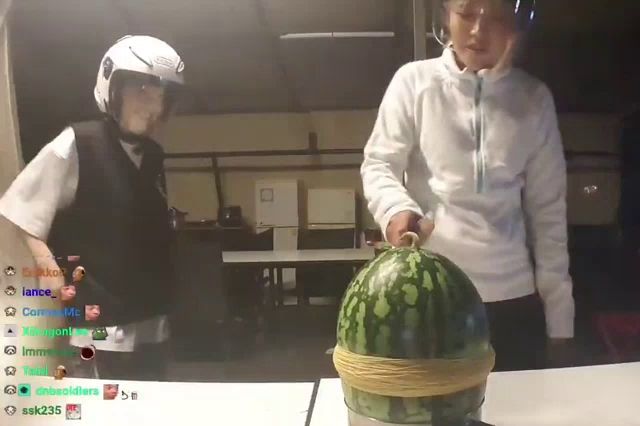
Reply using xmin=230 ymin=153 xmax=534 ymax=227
xmin=93 ymin=35 xmax=185 ymax=136
xmin=362 ymin=0 xmax=575 ymax=370
xmin=0 ymin=35 xmax=186 ymax=380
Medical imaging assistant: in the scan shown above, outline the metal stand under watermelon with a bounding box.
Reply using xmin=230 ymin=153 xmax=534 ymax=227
xmin=347 ymin=406 xmax=492 ymax=426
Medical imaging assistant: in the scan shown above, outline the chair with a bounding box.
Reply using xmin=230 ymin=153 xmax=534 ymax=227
xmin=595 ymin=312 xmax=640 ymax=363
xmin=295 ymin=228 xmax=357 ymax=305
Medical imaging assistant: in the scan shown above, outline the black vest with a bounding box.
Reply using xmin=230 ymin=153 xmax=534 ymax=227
xmin=48 ymin=120 xmax=174 ymax=326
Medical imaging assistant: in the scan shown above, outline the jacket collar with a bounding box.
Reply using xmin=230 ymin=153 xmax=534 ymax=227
xmin=440 ymin=45 xmax=512 ymax=83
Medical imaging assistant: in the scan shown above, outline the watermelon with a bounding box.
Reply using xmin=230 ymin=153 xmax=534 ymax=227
xmin=336 ymin=242 xmax=491 ymax=425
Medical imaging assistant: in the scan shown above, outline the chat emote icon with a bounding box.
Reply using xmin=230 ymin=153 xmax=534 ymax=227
xmin=92 ymin=327 xmax=108 ymax=341
xmin=4 ymin=285 xmax=16 ymax=296
xmin=4 ymin=345 xmax=16 ymax=355
xmin=65 ymin=403 xmax=81 ymax=420
xmin=54 ymin=365 xmax=67 ymax=380
xmin=4 ymin=405 xmax=17 ymax=416
xmin=5 ymin=306 xmax=17 ymax=317
xmin=4 ymin=366 xmax=16 ymax=376
xmin=4 ymin=266 xmax=16 ymax=276
xmin=72 ymin=266 xmax=86 ymax=284
xmin=4 ymin=385 xmax=16 ymax=395
xmin=80 ymin=345 xmax=96 ymax=361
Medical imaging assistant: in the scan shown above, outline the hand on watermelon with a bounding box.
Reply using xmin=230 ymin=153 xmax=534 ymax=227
xmin=386 ymin=211 xmax=434 ymax=247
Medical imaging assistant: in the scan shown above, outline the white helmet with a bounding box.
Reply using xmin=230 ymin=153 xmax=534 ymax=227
xmin=94 ymin=35 xmax=185 ymax=117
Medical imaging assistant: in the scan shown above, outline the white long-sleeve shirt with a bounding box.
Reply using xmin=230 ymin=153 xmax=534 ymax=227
xmin=0 ymin=127 xmax=169 ymax=351
xmin=361 ymin=48 xmax=575 ymax=338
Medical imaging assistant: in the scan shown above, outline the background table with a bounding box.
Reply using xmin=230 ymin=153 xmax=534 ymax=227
xmin=3 ymin=377 xmax=314 ymax=425
xmin=222 ymin=248 xmax=375 ymax=266
xmin=309 ymin=362 xmax=640 ymax=426
xmin=223 ymin=248 xmax=375 ymax=306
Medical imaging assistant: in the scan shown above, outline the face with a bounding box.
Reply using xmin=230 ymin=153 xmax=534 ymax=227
xmin=60 ymin=285 xmax=76 ymax=301
xmin=119 ymin=82 xmax=167 ymax=136
xmin=104 ymin=384 xmax=118 ymax=400
xmin=85 ymin=305 xmax=101 ymax=321
xmin=446 ymin=0 xmax=516 ymax=71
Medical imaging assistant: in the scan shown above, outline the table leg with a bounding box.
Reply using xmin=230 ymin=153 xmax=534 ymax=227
xmin=267 ymin=267 xmax=276 ymax=309
xmin=276 ymin=267 xmax=284 ymax=307
xmin=296 ymin=276 xmax=306 ymax=307
xmin=261 ymin=267 xmax=277 ymax=339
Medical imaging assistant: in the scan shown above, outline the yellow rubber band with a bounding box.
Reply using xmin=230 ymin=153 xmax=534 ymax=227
xmin=333 ymin=344 xmax=495 ymax=398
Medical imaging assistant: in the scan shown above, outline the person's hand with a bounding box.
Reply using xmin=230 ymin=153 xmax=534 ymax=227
xmin=546 ymin=338 xmax=577 ymax=368
xmin=386 ymin=211 xmax=434 ymax=248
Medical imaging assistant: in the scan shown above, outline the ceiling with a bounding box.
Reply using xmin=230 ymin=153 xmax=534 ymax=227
xmin=9 ymin=0 xmax=640 ymax=121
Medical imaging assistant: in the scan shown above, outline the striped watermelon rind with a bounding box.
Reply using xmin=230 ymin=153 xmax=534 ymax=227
xmin=336 ymin=247 xmax=490 ymax=424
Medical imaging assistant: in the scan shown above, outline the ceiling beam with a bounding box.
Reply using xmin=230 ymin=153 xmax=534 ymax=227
xmin=178 ymin=103 xmax=380 ymax=116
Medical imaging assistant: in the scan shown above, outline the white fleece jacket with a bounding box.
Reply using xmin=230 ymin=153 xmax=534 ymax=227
xmin=361 ymin=48 xmax=575 ymax=338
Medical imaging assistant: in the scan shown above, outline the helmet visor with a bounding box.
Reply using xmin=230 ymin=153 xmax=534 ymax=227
xmin=108 ymin=70 xmax=184 ymax=121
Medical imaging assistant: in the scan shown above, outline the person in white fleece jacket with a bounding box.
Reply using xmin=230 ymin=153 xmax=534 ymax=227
xmin=361 ymin=0 xmax=575 ymax=371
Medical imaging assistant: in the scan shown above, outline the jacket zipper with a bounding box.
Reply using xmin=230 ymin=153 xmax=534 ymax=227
xmin=473 ymin=76 xmax=486 ymax=193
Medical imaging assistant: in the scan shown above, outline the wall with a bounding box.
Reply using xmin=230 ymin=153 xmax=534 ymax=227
xmin=160 ymin=110 xmax=622 ymax=230
xmin=160 ymin=110 xmax=379 ymax=229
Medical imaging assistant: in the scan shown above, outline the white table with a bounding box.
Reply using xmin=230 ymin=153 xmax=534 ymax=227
xmin=310 ymin=362 xmax=640 ymax=426
xmin=222 ymin=248 xmax=375 ymax=266
xmin=223 ymin=248 xmax=375 ymax=306
xmin=3 ymin=377 xmax=314 ymax=425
